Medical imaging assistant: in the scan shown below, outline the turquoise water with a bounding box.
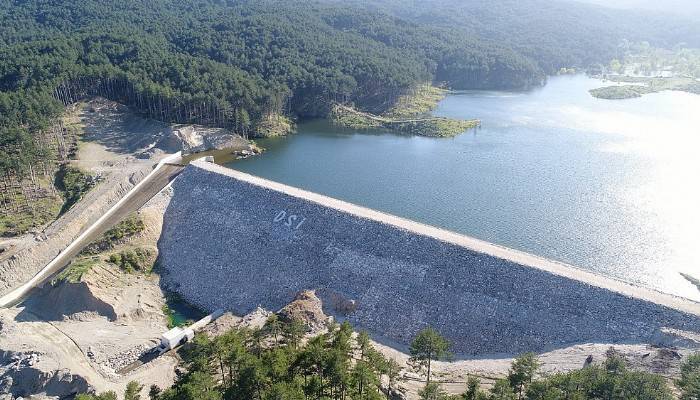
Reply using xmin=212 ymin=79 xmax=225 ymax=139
xmin=228 ymin=75 xmax=700 ymax=301
xmin=165 ymin=293 xmax=205 ymax=327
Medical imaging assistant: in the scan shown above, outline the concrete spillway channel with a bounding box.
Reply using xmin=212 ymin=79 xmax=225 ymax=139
xmin=0 ymin=152 xmax=185 ymax=308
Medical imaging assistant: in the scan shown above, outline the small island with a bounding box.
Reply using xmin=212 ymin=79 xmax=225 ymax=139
xmin=589 ymin=84 xmax=653 ymax=99
xmin=590 ymin=77 xmax=700 ymax=100
xmin=590 ymin=45 xmax=700 ymax=100
xmin=331 ymin=85 xmax=480 ymax=137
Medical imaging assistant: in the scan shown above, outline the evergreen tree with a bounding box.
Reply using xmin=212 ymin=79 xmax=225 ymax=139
xmin=677 ymin=353 xmax=700 ymax=400
xmin=282 ymin=318 xmax=306 ymax=350
xmin=462 ymin=377 xmax=484 ymax=400
xmin=148 ymin=385 xmax=161 ymax=400
xmin=419 ymin=382 xmax=449 ymax=400
xmin=490 ymin=379 xmax=517 ymax=400
xmin=409 ymin=327 xmax=451 ymax=384
xmin=124 ymin=381 xmax=143 ymax=400
xmin=507 ymin=353 xmax=539 ymax=398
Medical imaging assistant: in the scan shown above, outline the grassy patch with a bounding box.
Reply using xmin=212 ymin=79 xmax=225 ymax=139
xmin=162 ymin=304 xmax=177 ymax=329
xmin=107 ymin=246 xmax=155 ymax=274
xmin=3 ymin=164 xmax=94 ymax=236
xmin=82 ymin=215 xmax=145 ymax=254
xmin=397 ymin=118 xmax=480 ymax=137
xmin=253 ymin=114 xmax=294 ymax=137
xmin=102 ymin=216 xmax=145 ymax=243
xmin=0 ymin=193 xmax=62 ymax=237
xmin=55 ymin=165 xmax=95 ymax=215
xmin=384 ymin=85 xmax=447 ymax=119
xmin=329 ymin=108 xmax=383 ymax=130
xmin=54 ymin=256 xmax=100 ymax=284
xmin=102 ymin=215 xmax=146 ymax=245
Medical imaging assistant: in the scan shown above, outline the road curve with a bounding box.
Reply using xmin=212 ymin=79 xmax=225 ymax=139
xmin=0 ymin=153 xmax=184 ymax=308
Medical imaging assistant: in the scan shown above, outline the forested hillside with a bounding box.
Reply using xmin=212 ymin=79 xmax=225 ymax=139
xmin=340 ymin=0 xmax=700 ymax=75
xmin=567 ymin=0 xmax=700 ymax=18
xmin=2 ymin=0 xmax=699 ymax=183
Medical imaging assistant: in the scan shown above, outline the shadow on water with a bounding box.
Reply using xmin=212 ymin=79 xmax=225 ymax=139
xmin=164 ymin=291 xmax=206 ymax=328
xmin=150 ymin=255 xmax=207 ymax=328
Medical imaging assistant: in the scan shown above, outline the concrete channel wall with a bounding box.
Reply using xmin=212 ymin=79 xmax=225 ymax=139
xmin=158 ymin=160 xmax=700 ymax=355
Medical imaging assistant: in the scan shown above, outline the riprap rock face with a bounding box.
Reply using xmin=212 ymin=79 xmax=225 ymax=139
xmin=158 ymin=161 xmax=700 ymax=355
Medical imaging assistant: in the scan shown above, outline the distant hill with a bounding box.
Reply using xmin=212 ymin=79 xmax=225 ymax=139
xmin=338 ymin=0 xmax=700 ymax=73
xmin=564 ymin=0 xmax=700 ymax=17
xmin=3 ymin=0 xmax=700 ymax=182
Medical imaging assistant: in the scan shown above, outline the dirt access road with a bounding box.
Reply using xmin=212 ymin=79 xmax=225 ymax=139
xmin=0 ymin=157 xmax=184 ymax=308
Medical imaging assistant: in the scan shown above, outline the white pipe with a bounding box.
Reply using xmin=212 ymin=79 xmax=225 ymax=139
xmin=189 ymin=309 xmax=224 ymax=332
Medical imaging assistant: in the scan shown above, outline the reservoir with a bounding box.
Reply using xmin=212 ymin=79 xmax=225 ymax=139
xmin=228 ymin=75 xmax=700 ymax=302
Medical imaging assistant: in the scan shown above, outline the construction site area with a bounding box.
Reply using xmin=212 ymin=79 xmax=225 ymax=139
xmin=0 ymin=99 xmax=699 ymax=399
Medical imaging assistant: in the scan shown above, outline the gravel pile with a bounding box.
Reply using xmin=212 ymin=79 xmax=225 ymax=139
xmin=106 ymin=344 xmax=151 ymax=373
xmin=278 ymin=290 xmax=329 ymax=333
xmin=158 ymin=163 xmax=700 ymax=355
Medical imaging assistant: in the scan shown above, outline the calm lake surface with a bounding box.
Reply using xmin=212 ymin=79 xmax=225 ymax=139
xmin=228 ymin=75 xmax=700 ymax=301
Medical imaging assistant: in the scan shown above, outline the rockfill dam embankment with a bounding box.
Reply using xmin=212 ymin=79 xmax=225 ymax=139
xmin=158 ymin=160 xmax=700 ymax=355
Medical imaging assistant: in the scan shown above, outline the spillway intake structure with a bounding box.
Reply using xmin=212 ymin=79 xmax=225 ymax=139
xmin=158 ymin=160 xmax=700 ymax=355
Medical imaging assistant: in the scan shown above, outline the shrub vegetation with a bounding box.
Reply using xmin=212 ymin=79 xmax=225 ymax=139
xmin=76 ymin=322 xmax=700 ymax=400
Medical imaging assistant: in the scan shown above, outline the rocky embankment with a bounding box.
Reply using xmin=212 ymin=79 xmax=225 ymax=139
xmin=158 ymin=161 xmax=700 ymax=356
xmin=170 ymin=125 xmax=251 ymax=155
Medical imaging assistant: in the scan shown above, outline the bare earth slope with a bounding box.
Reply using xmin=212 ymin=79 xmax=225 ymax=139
xmin=0 ymin=191 xmax=178 ymax=398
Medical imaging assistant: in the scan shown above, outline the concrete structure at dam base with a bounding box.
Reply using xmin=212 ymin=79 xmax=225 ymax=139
xmin=157 ymin=160 xmax=700 ymax=355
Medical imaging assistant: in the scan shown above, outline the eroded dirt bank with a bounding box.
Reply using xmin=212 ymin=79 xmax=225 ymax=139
xmin=0 ymin=192 xmax=178 ymax=399
xmin=0 ymin=98 xmax=257 ymax=399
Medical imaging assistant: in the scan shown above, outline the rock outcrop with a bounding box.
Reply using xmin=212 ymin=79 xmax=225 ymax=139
xmin=278 ymin=290 xmax=328 ymax=332
xmin=169 ymin=125 xmax=249 ymax=155
xmin=0 ymin=351 xmax=91 ymax=399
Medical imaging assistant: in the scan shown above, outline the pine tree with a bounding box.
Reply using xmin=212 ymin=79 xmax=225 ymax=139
xmin=409 ymin=327 xmax=451 ymax=384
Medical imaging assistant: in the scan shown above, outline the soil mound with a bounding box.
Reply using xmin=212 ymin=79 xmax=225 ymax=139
xmin=18 ymin=281 xmax=116 ymax=322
